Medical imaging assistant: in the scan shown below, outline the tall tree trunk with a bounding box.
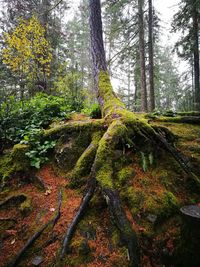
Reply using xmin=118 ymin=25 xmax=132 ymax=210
xmin=127 ymin=57 xmax=131 ymax=110
xmin=89 ymin=0 xmax=124 ymax=116
xmin=89 ymin=0 xmax=107 ymax=91
xmin=148 ymin=0 xmax=155 ymax=111
xmin=192 ymin=0 xmax=200 ymax=111
xmin=138 ymin=0 xmax=148 ymax=112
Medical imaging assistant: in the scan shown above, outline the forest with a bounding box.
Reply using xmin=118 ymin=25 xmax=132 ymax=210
xmin=0 ymin=0 xmax=200 ymax=266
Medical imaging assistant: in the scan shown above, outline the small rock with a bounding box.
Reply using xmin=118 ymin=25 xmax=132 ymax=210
xmin=147 ymin=214 xmax=157 ymax=223
xmin=32 ymin=256 xmax=43 ymax=266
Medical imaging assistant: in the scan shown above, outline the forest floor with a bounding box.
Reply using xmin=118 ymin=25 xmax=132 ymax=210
xmin=0 ymin=115 xmax=200 ymax=267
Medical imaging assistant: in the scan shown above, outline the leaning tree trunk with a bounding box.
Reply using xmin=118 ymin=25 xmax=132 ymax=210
xmin=148 ymin=0 xmax=155 ymax=112
xmin=138 ymin=0 xmax=148 ymax=112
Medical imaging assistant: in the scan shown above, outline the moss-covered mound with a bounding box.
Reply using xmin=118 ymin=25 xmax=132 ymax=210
xmin=0 ymin=116 xmax=199 ymax=267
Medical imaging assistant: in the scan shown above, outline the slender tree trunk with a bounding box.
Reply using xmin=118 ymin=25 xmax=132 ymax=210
xmin=127 ymin=54 xmax=131 ymax=110
xmin=42 ymin=0 xmax=50 ymax=32
xmin=138 ymin=0 xmax=148 ymax=112
xmin=192 ymin=0 xmax=200 ymax=111
xmin=148 ymin=0 xmax=155 ymax=111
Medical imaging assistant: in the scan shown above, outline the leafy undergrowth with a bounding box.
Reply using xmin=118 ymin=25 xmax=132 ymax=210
xmin=0 ymin=118 xmax=200 ymax=267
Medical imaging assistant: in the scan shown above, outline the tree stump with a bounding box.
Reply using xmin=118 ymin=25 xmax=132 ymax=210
xmin=179 ymin=205 xmax=200 ymax=267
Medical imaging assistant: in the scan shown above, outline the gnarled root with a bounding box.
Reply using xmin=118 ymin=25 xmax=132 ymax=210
xmin=58 ymin=111 xmax=200 ymax=266
xmin=104 ymin=188 xmax=140 ymax=267
xmin=60 ymin=118 xmax=141 ymax=266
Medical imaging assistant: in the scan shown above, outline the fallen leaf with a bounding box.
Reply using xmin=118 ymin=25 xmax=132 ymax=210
xmin=11 ymin=239 xmax=15 ymax=244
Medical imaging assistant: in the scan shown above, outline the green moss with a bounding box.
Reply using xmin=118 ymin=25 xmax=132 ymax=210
xmin=0 ymin=154 xmax=14 ymax=183
xmin=96 ymin=163 xmax=114 ymax=189
xmin=70 ymin=131 xmax=103 ymax=187
xmin=116 ymin=166 xmax=135 ymax=187
xmin=122 ymin=187 xmax=145 ymax=216
xmin=44 ymin=119 xmax=105 ymax=140
xmin=19 ymin=196 xmax=32 ymax=216
xmin=0 ymin=144 xmax=30 ymax=185
xmin=98 ymin=71 xmax=125 ymax=116
xmin=111 ymin=227 xmax=121 ymax=246
xmin=145 ymin=191 xmax=179 ymax=219
xmin=95 ymin=120 xmax=129 ymax=189
xmin=11 ymin=144 xmax=30 ymax=172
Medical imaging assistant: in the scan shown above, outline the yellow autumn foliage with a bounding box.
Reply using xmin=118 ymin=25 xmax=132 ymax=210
xmin=2 ymin=16 xmax=52 ymax=80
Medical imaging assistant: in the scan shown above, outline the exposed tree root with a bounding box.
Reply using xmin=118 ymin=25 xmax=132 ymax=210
xmin=57 ymin=110 xmax=200 ymax=267
xmin=70 ymin=131 xmax=103 ymax=187
xmin=153 ymin=116 xmax=200 ymax=124
xmin=44 ymin=119 xmax=106 ymax=139
xmin=59 ymin=119 xmax=141 ymax=266
xmin=154 ymin=127 xmax=200 ymax=188
xmin=104 ymin=188 xmax=140 ymax=267
xmin=60 ymin=178 xmax=96 ymax=258
xmin=7 ymin=190 xmax=62 ymax=267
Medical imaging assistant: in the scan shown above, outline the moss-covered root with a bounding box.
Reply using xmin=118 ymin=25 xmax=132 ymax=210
xmin=94 ymin=120 xmax=129 ymax=189
xmin=153 ymin=116 xmax=200 ymax=124
xmin=44 ymin=119 xmax=106 ymax=139
xmin=70 ymin=132 xmax=103 ymax=186
xmin=93 ymin=121 xmax=140 ymax=266
xmin=104 ymin=188 xmax=140 ymax=267
xmin=154 ymin=130 xmax=200 ymax=188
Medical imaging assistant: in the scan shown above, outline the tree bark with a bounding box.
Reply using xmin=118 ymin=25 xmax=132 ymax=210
xmin=148 ymin=0 xmax=155 ymax=111
xmin=192 ymin=0 xmax=200 ymax=111
xmin=138 ymin=0 xmax=148 ymax=112
xmin=89 ymin=0 xmax=107 ymax=93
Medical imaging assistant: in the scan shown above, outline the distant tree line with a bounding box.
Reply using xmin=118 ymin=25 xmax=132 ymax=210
xmin=0 ymin=0 xmax=199 ymax=112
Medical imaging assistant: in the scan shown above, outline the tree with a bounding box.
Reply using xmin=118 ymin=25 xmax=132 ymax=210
xmin=0 ymin=0 xmax=70 ymax=95
xmin=138 ymin=0 xmax=148 ymax=112
xmin=148 ymin=0 xmax=155 ymax=111
xmin=2 ymin=16 xmax=52 ymax=96
xmin=172 ymin=0 xmax=200 ymax=110
xmin=154 ymin=45 xmax=182 ymax=111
